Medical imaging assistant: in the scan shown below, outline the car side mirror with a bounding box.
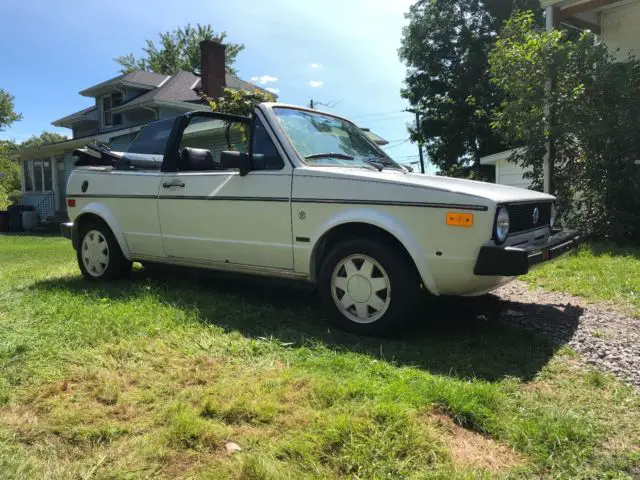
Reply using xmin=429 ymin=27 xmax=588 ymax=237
xmin=220 ymin=151 xmax=252 ymax=176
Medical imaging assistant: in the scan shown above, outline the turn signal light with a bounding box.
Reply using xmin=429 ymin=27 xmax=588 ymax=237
xmin=67 ymin=199 xmax=76 ymax=208
xmin=446 ymin=212 xmax=473 ymax=228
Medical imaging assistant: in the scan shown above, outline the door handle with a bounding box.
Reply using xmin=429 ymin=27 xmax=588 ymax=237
xmin=162 ymin=180 xmax=185 ymax=188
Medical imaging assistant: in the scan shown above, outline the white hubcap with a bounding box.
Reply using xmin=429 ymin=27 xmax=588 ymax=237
xmin=331 ymin=254 xmax=391 ymax=324
xmin=81 ymin=230 xmax=109 ymax=277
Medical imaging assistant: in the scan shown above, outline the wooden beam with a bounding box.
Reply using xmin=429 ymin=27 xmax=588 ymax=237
xmin=560 ymin=16 xmax=602 ymax=35
xmin=561 ymin=0 xmax=621 ymax=17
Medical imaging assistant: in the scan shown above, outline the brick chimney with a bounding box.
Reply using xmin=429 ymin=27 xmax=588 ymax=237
xmin=200 ymin=39 xmax=226 ymax=99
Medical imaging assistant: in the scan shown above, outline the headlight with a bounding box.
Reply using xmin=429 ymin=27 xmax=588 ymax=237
xmin=550 ymin=203 xmax=557 ymax=229
xmin=495 ymin=206 xmax=510 ymax=244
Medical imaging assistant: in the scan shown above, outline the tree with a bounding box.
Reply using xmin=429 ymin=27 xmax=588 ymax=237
xmin=0 ymin=140 xmax=20 ymax=209
xmin=0 ymin=89 xmax=22 ymax=131
xmin=489 ymin=11 xmax=640 ymax=242
xmin=0 ymin=132 xmax=68 ymax=209
xmin=20 ymin=131 xmax=68 ymax=150
xmin=115 ymin=24 xmax=245 ymax=76
xmin=203 ymin=88 xmax=276 ymax=118
xmin=399 ymin=0 xmax=540 ymax=178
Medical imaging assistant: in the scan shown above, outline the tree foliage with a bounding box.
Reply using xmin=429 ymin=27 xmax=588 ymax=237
xmin=0 ymin=140 xmax=19 ymax=209
xmin=489 ymin=11 xmax=640 ymax=243
xmin=399 ymin=0 xmax=540 ymax=178
xmin=0 ymin=89 xmax=22 ymax=131
xmin=20 ymin=131 xmax=68 ymax=150
xmin=115 ymin=24 xmax=245 ymax=76
xmin=203 ymin=88 xmax=276 ymax=118
xmin=0 ymin=132 xmax=68 ymax=209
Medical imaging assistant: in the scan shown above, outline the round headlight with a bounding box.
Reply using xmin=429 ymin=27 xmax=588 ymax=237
xmin=550 ymin=203 xmax=557 ymax=229
xmin=495 ymin=206 xmax=510 ymax=244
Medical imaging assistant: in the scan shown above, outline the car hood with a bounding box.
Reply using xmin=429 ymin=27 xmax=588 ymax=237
xmin=301 ymin=167 xmax=555 ymax=204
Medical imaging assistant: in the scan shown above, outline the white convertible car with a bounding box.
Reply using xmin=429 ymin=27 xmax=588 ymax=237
xmin=62 ymin=104 xmax=579 ymax=334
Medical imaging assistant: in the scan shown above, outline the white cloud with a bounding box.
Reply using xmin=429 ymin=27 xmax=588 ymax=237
xmin=310 ymin=63 xmax=323 ymax=69
xmin=308 ymin=80 xmax=323 ymax=88
xmin=250 ymin=75 xmax=278 ymax=85
xmin=265 ymin=87 xmax=280 ymax=94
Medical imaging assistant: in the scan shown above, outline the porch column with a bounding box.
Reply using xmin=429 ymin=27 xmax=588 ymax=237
xmin=543 ymin=6 xmax=558 ymax=194
xmin=51 ymin=156 xmax=59 ymax=211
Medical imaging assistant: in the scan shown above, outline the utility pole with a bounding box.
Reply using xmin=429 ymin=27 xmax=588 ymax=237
xmin=406 ymin=108 xmax=426 ymax=174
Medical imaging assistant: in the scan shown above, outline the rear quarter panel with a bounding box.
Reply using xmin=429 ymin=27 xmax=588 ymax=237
xmin=67 ymin=168 xmax=164 ymax=259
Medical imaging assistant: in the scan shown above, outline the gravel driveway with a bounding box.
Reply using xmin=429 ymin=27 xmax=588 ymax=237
xmin=490 ymin=281 xmax=640 ymax=389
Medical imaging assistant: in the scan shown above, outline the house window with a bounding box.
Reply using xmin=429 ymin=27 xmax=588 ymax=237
xmin=43 ymin=159 xmax=53 ymax=191
xmin=22 ymin=158 xmax=54 ymax=193
xmin=23 ymin=161 xmax=33 ymax=191
xmin=102 ymin=92 xmax=123 ymax=127
xmin=33 ymin=160 xmax=43 ymax=191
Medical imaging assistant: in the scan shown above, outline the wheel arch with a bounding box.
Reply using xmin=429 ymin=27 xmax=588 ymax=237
xmin=308 ymin=211 xmax=438 ymax=295
xmin=72 ymin=204 xmax=132 ymax=260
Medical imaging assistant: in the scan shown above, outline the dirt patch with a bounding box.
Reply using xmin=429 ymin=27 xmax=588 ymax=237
xmin=432 ymin=413 xmax=524 ymax=474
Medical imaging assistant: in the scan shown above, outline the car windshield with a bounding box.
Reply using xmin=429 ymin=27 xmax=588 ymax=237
xmin=273 ymin=107 xmax=402 ymax=169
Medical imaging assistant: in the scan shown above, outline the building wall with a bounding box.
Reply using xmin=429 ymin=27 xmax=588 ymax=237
xmin=602 ymin=3 xmax=640 ymax=61
xmin=495 ymin=159 xmax=533 ymax=190
xmin=109 ymin=132 xmax=137 ymax=152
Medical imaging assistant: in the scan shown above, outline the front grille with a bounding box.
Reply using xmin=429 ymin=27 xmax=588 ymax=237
xmin=508 ymin=202 xmax=552 ymax=234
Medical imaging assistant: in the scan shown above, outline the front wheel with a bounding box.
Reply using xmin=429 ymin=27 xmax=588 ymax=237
xmin=77 ymin=219 xmax=132 ymax=281
xmin=318 ymin=239 xmax=422 ymax=336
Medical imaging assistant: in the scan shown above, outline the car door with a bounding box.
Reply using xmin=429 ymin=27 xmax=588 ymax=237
xmin=112 ymin=118 xmax=175 ymax=258
xmin=158 ymin=112 xmax=294 ymax=270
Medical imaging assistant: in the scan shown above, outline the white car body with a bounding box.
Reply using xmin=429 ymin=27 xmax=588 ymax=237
xmin=63 ymin=103 xmax=578 ymax=333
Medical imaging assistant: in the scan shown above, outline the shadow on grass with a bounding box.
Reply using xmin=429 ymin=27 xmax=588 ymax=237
xmin=35 ymin=267 xmax=584 ymax=384
xmin=587 ymin=242 xmax=640 ymax=260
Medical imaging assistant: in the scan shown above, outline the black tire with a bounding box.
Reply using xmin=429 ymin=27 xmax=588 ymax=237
xmin=77 ymin=218 xmax=132 ymax=281
xmin=318 ymin=238 xmax=422 ymax=336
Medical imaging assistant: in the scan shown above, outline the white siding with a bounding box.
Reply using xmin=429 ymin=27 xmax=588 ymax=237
xmin=602 ymin=3 xmax=640 ymax=61
xmin=495 ymin=159 xmax=532 ymax=189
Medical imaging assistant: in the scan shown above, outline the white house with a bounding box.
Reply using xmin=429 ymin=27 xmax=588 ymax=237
xmin=482 ymin=0 xmax=640 ymax=190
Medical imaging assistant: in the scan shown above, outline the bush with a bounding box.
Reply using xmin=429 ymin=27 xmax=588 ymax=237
xmin=489 ymin=11 xmax=640 ymax=243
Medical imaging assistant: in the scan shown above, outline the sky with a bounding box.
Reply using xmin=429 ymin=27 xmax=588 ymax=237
xmin=0 ymin=0 xmax=429 ymax=171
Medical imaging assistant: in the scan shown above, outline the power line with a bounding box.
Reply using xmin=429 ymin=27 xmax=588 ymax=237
xmin=382 ymin=139 xmax=411 ymax=150
xmin=362 ymin=115 xmax=413 ymax=124
xmin=351 ymin=110 xmax=408 ymax=119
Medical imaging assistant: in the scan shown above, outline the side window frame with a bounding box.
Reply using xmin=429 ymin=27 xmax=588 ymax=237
xmin=161 ymin=111 xmax=251 ymax=173
xmin=249 ymin=112 xmax=287 ymax=171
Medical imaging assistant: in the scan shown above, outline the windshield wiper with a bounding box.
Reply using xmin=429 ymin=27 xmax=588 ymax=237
xmin=305 ymin=153 xmax=355 ymax=160
xmin=363 ymin=159 xmax=384 ymax=171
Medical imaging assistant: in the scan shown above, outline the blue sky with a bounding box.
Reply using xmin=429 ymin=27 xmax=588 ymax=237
xmin=0 ymin=0 xmax=428 ymax=170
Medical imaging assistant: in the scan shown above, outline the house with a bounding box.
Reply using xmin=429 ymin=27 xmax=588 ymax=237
xmin=18 ymin=40 xmax=273 ymax=221
xmin=481 ymin=0 xmax=640 ymax=190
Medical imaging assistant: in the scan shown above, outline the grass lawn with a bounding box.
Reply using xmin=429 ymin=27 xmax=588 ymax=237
xmin=0 ymin=236 xmax=639 ymax=479
xmin=525 ymin=243 xmax=640 ymax=316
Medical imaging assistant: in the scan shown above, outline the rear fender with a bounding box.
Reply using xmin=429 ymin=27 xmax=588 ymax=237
xmin=72 ymin=202 xmax=132 ymax=260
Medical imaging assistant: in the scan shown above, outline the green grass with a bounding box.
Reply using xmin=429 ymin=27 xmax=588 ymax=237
xmin=0 ymin=235 xmax=639 ymax=479
xmin=525 ymin=243 xmax=640 ymax=316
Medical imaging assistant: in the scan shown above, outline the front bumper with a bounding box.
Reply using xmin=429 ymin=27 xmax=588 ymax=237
xmin=474 ymin=229 xmax=580 ymax=276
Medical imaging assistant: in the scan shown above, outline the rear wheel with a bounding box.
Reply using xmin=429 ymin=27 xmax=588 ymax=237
xmin=77 ymin=219 xmax=131 ymax=281
xmin=318 ymin=238 xmax=422 ymax=335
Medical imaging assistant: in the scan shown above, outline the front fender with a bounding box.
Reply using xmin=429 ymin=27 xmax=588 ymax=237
xmin=72 ymin=202 xmax=132 ymax=261
xmin=309 ymin=208 xmax=438 ymax=295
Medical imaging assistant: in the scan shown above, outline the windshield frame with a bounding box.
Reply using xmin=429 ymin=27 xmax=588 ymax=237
xmin=269 ymin=105 xmax=403 ymax=171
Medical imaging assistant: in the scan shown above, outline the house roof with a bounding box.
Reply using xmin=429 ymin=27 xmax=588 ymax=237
xmin=55 ymin=70 xmax=276 ymax=128
xmin=79 ymin=71 xmax=169 ymax=96
xmin=51 ymin=106 xmax=99 ymax=127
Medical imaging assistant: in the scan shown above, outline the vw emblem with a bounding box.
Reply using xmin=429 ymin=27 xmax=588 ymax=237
xmin=532 ymin=207 xmax=540 ymax=225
